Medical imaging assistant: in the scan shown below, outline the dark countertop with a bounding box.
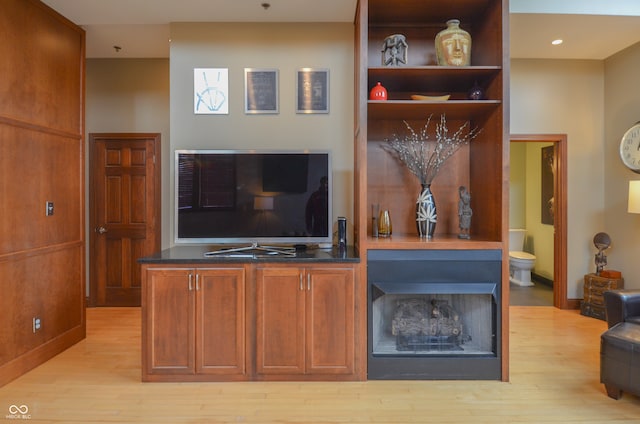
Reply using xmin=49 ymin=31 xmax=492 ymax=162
xmin=138 ymin=245 xmax=360 ymax=264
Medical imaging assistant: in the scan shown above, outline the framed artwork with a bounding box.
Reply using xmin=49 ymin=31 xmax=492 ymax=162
xmin=244 ymin=68 xmax=279 ymax=114
xmin=541 ymin=145 xmax=554 ymax=225
xmin=296 ymin=68 xmax=329 ymax=114
xmin=194 ymin=68 xmax=228 ymax=114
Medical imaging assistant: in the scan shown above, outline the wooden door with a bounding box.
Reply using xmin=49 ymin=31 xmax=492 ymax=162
xmin=255 ymin=267 xmax=305 ymax=375
xmin=196 ymin=267 xmax=248 ymax=377
xmin=306 ymin=267 xmax=355 ymax=375
xmin=142 ymin=267 xmax=194 ymax=377
xmin=89 ymin=133 xmax=161 ymax=306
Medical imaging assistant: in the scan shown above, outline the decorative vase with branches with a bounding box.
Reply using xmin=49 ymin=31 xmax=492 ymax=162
xmin=385 ymin=114 xmax=481 ymax=238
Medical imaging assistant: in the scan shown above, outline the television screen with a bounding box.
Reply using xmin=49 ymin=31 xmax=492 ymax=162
xmin=175 ymin=150 xmax=332 ymax=245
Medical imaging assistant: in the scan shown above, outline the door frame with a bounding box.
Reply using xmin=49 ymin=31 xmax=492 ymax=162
xmin=510 ymin=134 xmax=569 ymax=309
xmin=88 ymin=133 xmax=162 ymax=307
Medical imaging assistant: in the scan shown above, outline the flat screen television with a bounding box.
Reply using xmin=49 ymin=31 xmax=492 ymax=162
xmin=175 ymin=149 xmax=332 ymax=245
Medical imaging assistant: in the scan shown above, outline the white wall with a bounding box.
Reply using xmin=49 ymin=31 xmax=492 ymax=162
xmin=511 ymin=0 xmax=640 ymax=15
xmin=604 ymin=42 xmax=640 ymax=287
xmin=85 ymin=58 xmax=171 ymax=248
xmin=169 ymin=22 xmax=354 ymax=246
xmin=510 ymin=59 xmax=605 ymax=298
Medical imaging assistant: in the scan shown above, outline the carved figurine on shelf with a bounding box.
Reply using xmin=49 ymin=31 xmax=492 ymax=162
xmin=381 ymin=34 xmax=408 ymax=67
xmin=458 ymin=186 xmax=472 ymax=239
xmin=593 ymin=232 xmax=611 ymax=275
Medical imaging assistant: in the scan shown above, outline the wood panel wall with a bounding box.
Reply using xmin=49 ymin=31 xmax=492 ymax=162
xmin=0 ymin=0 xmax=85 ymax=387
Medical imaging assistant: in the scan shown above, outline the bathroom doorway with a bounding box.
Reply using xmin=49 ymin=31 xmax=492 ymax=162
xmin=510 ymin=135 xmax=568 ymax=309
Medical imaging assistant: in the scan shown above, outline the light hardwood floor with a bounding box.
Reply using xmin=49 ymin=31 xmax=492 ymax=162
xmin=1 ymin=307 xmax=639 ymax=423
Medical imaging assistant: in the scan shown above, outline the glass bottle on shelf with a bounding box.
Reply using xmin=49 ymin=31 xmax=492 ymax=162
xmin=378 ymin=210 xmax=392 ymax=237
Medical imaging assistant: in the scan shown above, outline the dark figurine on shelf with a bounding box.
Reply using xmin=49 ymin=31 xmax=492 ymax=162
xmin=381 ymin=34 xmax=408 ymax=66
xmin=595 ymin=251 xmax=607 ymax=274
xmin=458 ymin=186 xmax=472 ymax=239
xmin=593 ymin=232 xmax=611 ymax=275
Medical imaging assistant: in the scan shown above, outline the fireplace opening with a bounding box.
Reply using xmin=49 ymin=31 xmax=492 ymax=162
xmin=372 ymin=284 xmax=496 ymax=356
xmin=368 ymin=250 xmax=502 ymax=380
xmin=393 ymin=297 xmax=467 ymax=352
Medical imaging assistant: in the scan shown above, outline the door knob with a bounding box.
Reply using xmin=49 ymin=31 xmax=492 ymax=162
xmin=95 ymin=226 xmax=107 ymax=234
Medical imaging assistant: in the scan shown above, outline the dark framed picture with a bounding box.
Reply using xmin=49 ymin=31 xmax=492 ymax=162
xmin=244 ymin=68 xmax=279 ymax=114
xmin=541 ymin=145 xmax=554 ymax=225
xmin=296 ymin=68 xmax=329 ymax=114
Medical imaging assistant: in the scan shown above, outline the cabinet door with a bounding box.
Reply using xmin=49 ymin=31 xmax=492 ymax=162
xmin=306 ymin=267 xmax=355 ymax=374
xmin=196 ymin=267 xmax=247 ymax=376
xmin=144 ymin=268 xmax=195 ymax=375
xmin=255 ymin=267 xmax=305 ymax=375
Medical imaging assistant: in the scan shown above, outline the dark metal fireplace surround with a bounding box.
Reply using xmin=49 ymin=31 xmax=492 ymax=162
xmin=368 ymin=249 xmax=502 ymax=380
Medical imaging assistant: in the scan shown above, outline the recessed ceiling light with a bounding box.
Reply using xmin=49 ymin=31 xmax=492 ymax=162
xmin=551 ymin=39 xmax=563 ymax=46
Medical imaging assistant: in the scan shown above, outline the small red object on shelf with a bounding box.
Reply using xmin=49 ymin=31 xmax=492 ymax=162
xmin=369 ymin=82 xmax=388 ymax=100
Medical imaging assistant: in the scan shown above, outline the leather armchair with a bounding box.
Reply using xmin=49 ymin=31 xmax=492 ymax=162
xmin=601 ymin=289 xmax=640 ymax=399
xmin=603 ymin=289 xmax=640 ymax=328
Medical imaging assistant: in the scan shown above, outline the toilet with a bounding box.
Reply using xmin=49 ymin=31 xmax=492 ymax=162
xmin=509 ymin=229 xmax=536 ymax=286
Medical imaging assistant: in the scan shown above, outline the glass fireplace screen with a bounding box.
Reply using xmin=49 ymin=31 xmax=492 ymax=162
xmin=370 ymin=283 xmax=497 ymax=357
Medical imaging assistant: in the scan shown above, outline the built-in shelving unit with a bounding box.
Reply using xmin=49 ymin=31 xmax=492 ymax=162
xmin=354 ymin=0 xmax=509 ymax=379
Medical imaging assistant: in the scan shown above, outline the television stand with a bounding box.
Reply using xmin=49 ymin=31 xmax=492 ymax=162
xmin=204 ymin=242 xmax=296 ymax=258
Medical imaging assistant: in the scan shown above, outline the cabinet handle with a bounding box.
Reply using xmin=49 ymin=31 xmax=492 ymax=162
xmin=307 ymin=273 xmax=311 ymax=291
xmin=188 ymin=274 xmax=193 ymax=291
xmin=299 ymin=273 xmax=304 ymax=291
xmin=196 ymin=274 xmax=200 ymax=291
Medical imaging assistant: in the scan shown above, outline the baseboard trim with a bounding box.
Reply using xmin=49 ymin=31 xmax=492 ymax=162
xmin=0 ymin=324 xmax=85 ymax=387
xmin=531 ymin=272 xmax=553 ymax=288
xmin=567 ymin=299 xmax=581 ymax=310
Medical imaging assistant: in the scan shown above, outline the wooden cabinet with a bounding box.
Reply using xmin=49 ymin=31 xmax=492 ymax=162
xmin=143 ymin=268 xmax=193 ymax=377
xmin=142 ymin=265 xmax=247 ymax=381
xmin=581 ymin=273 xmax=624 ymax=321
xmin=141 ymin=259 xmax=361 ymax=382
xmin=255 ymin=267 xmax=305 ymax=375
xmin=355 ymin=0 xmax=509 ymax=378
xmin=196 ymin=268 xmax=247 ymax=376
xmin=255 ymin=265 xmax=356 ymax=379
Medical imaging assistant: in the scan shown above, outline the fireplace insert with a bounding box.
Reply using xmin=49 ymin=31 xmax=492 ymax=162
xmin=368 ymin=249 xmax=502 ymax=380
